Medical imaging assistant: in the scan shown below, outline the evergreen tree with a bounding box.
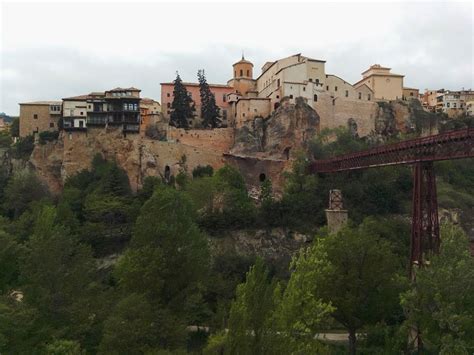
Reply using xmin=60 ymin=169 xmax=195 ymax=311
xmin=170 ymin=73 xmax=194 ymax=128
xmin=198 ymin=70 xmax=221 ymax=128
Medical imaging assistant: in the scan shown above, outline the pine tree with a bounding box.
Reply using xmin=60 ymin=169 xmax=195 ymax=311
xmin=170 ymin=73 xmax=194 ymax=128
xmin=198 ymin=70 xmax=221 ymax=128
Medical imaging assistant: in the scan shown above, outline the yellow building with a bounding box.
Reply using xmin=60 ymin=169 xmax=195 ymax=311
xmin=354 ymin=64 xmax=404 ymax=101
xmin=403 ymin=87 xmax=419 ymax=100
xmin=19 ymin=101 xmax=62 ymax=137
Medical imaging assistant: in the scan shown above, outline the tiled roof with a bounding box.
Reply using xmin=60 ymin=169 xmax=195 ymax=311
xmin=62 ymin=94 xmax=89 ymax=101
xmin=19 ymin=101 xmax=62 ymax=105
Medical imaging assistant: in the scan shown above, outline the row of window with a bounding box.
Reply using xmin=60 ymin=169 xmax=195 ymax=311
xmin=111 ymin=91 xmax=133 ymax=97
xmin=123 ymin=103 xmax=139 ymax=111
xmin=286 ymin=92 xmax=371 ymax=102
xmin=50 ymin=105 xmax=61 ymax=112
xmin=234 ymin=69 xmax=250 ymax=77
xmin=445 ymin=102 xmax=464 ymax=108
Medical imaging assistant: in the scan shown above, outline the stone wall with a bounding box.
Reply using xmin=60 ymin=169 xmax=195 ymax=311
xmin=166 ymin=127 xmax=234 ymax=153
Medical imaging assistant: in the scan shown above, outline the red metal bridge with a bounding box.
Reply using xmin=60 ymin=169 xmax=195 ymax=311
xmin=309 ymin=128 xmax=474 ymax=268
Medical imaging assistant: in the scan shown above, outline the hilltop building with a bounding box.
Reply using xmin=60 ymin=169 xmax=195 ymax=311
xmin=421 ymin=89 xmax=474 ymax=117
xmin=19 ymin=101 xmax=62 ymax=137
xmin=354 ymin=64 xmax=404 ymax=101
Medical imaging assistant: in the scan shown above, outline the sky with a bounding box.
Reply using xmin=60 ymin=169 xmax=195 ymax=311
xmin=1 ymin=0 xmax=473 ymax=115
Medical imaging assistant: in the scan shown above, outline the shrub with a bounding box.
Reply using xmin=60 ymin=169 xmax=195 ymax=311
xmin=38 ymin=130 xmax=59 ymax=145
xmin=11 ymin=135 xmax=34 ymax=159
xmin=192 ymin=165 xmax=214 ymax=178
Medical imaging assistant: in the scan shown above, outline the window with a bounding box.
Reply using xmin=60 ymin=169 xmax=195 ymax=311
xmin=223 ymin=94 xmax=226 ymax=102
xmin=242 ymin=113 xmax=245 ymax=117
xmin=303 ymin=87 xmax=306 ymax=91
xmin=314 ymin=94 xmax=318 ymax=102
xmin=358 ymin=92 xmax=362 ymax=100
xmin=240 ymin=69 xmax=243 ymax=76
xmin=80 ymin=112 xmax=84 ymax=115
xmin=247 ymin=70 xmax=250 ymax=76
xmin=332 ymin=99 xmax=336 ymax=106
xmin=167 ymin=93 xmax=170 ymax=97
xmin=277 ymin=79 xmax=280 ymax=87
xmin=289 ymin=95 xmax=293 ymax=99
xmin=453 ymin=103 xmax=457 ymax=108
xmin=123 ymin=103 xmax=128 ymax=110
xmin=234 ymin=71 xmax=237 ymax=77
xmin=309 ymin=78 xmax=312 ymax=82
xmin=315 ymin=79 xmax=320 ymax=85
xmin=447 ymin=103 xmax=450 ymax=108
xmin=33 ymin=114 xmax=38 ymax=119
xmin=410 ymin=92 xmax=414 ymax=96
xmin=326 ymin=85 xmax=329 ymax=91
xmin=335 ymin=86 xmax=338 ymax=91
xmin=50 ymin=122 xmax=54 ymax=128
xmin=368 ymin=94 xmax=371 ymax=101
xmin=345 ymin=90 xmax=349 ymax=97
xmin=79 ymin=121 xmax=84 ymax=128
xmin=167 ymin=110 xmax=170 ymax=114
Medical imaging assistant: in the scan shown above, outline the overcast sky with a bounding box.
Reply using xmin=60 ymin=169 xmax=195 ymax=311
xmin=1 ymin=1 xmax=473 ymax=115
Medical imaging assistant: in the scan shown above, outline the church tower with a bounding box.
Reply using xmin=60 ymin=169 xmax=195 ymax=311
xmin=233 ymin=55 xmax=253 ymax=79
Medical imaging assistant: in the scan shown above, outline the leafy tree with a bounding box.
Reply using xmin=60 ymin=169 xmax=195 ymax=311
xmin=0 ymin=231 xmax=25 ymax=293
xmin=21 ymin=206 xmax=103 ymax=349
xmin=44 ymin=339 xmax=84 ymax=354
xmin=9 ymin=117 xmax=19 ymax=137
xmin=170 ymin=73 xmax=194 ymax=128
xmin=198 ymin=70 xmax=221 ymax=128
xmin=285 ymin=220 xmax=405 ymax=354
xmin=105 ymin=187 xmax=210 ymax=350
xmin=11 ymin=135 xmax=34 ymax=159
xmin=0 ymin=131 xmax=12 ymax=148
xmin=226 ymin=258 xmax=277 ymax=354
xmin=401 ymin=224 xmax=474 ymax=354
xmin=3 ymin=170 xmax=50 ymax=218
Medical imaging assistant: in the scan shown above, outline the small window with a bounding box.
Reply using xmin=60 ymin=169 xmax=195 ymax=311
xmin=242 ymin=113 xmax=245 ymax=117
xmin=368 ymin=94 xmax=371 ymax=101
xmin=33 ymin=114 xmax=38 ymax=119
xmin=50 ymin=122 xmax=54 ymax=128
xmin=345 ymin=90 xmax=349 ymax=97
xmin=289 ymin=95 xmax=293 ymax=99
xmin=314 ymin=94 xmax=318 ymax=102
xmin=309 ymin=78 xmax=312 ymax=82
xmin=167 ymin=110 xmax=170 ymax=114
xmin=246 ymin=70 xmax=250 ymax=76
xmin=335 ymin=86 xmax=338 ymax=91
xmin=447 ymin=103 xmax=450 ymax=108
xmin=80 ymin=112 xmax=84 ymax=115
xmin=453 ymin=103 xmax=457 ymax=108
xmin=234 ymin=71 xmax=237 ymax=77
xmin=167 ymin=93 xmax=170 ymax=97
xmin=326 ymin=85 xmax=329 ymax=91
xmin=277 ymin=79 xmax=280 ymax=87
xmin=358 ymin=92 xmax=362 ymax=100
xmin=276 ymin=95 xmax=279 ymax=99
xmin=303 ymin=87 xmax=306 ymax=91
xmin=315 ymin=79 xmax=320 ymax=85
xmin=223 ymin=94 xmax=226 ymax=102
xmin=240 ymin=69 xmax=243 ymax=76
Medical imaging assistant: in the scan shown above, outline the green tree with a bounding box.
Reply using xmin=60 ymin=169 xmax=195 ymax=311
xmin=0 ymin=231 xmax=25 ymax=293
xmin=3 ymin=170 xmax=50 ymax=218
xmin=198 ymin=70 xmax=221 ymax=128
xmin=226 ymin=258 xmax=277 ymax=355
xmin=21 ymin=206 xmax=102 ymax=348
xmin=285 ymin=219 xmax=405 ymax=354
xmin=170 ymin=73 xmax=194 ymax=128
xmin=9 ymin=117 xmax=19 ymax=137
xmin=401 ymin=224 xmax=474 ymax=354
xmin=104 ymin=187 xmax=210 ymax=350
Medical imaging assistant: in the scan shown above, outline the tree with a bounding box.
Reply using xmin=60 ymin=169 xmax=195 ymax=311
xmin=3 ymin=170 xmax=50 ymax=218
xmin=106 ymin=187 xmax=210 ymax=350
xmin=0 ymin=231 xmax=25 ymax=294
xmin=226 ymin=258 xmax=277 ymax=354
xmin=401 ymin=224 xmax=474 ymax=354
xmin=170 ymin=73 xmax=194 ymax=128
xmin=198 ymin=70 xmax=221 ymax=128
xmin=21 ymin=206 xmax=102 ymax=348
xmin=285 ymin=219 xmax=405 ymax=354
xmin=9 ymin=117 xmax=19 ymax=138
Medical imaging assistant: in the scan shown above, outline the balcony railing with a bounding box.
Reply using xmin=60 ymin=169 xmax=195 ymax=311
xmin=87 ymin=116 xmax=107 ymax=125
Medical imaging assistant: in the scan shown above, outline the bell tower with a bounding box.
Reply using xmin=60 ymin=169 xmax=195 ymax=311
xmin=233 ymin=54 xmax=253 ymax=79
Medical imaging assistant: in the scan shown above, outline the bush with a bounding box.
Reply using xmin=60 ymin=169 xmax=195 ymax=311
xmin=38 ymin=130 xmax=59 ymax=145
xmin=11 ymin=135 xmax=34 ymax=159
xmin=0 ymin=131 xmax=12 ymax=148
xmin=192 ymin=165 xmax=214 ymax=178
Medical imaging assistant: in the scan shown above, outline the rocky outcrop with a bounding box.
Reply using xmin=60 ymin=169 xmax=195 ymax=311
xmin=209 ymin=228 xmax=312 ymax=277
xmin=231 ymin=97 xmax=320 ymax=160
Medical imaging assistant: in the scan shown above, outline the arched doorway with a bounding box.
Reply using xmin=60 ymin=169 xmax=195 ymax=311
xmin=259 ymin=173 xmax=266 ymax=182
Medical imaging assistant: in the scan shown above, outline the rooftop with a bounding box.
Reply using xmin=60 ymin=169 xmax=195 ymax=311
xmin=161 ymin=82 xmax=232 ymax=89
xmin=19 ymin=101 xmax=62 ymax=106
xmin=107 ymin=87 xmax=141 ymax=92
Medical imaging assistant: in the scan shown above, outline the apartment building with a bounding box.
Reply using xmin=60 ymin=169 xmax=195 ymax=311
xmin=19 ymin=101 xmax=62 ymax=137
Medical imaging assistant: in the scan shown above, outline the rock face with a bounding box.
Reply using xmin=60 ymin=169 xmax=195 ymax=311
xmin=231 ymin=97 xmax=320 ymax=160
xmin=209 ymin=228 xmax=312 ymax=277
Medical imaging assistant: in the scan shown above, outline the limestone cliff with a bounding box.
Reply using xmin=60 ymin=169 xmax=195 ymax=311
xmin=231 ymin=97 xmax=320 ymax=160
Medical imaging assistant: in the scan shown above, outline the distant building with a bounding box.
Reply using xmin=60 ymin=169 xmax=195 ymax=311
xmin=354 ymin=64 xmax=404 ymax=100
xmin=19 ymin=101 xmax=62 ymax=137
xmin=104 ymin=87 xmax=141 ymax=133
xmin=0 ymin=117 xmax=6 ymax=132
xmin=160 ymin=82 xmax=233 ymax=126
xmin=402 ymin=87 xmax=420 ymax=101
xmin=140 ymin=98 xmax=162 ymax=131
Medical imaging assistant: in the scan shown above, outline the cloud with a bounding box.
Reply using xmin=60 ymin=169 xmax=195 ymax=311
xmin=1 ymin=1 xmax=472 ymax=115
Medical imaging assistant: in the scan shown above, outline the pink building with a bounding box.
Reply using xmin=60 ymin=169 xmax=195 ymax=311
xmin=160 ymin=82 xmax=234 ymax=125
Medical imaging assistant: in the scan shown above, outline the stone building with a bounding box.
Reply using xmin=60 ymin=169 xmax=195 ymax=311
xmin=402 ymin=87 xmax=420 ymax=101
xmin=140 ymin=98 xmax=162 ymax=132
xmin=354 ymin=64 xmax=404 ymax=100
xmin=19 ymin=101 xmax=62 ymax=137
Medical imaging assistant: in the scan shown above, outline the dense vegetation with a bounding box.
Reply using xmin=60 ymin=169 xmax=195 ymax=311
xmin=0 ymin=127 xmax=473 ymax=353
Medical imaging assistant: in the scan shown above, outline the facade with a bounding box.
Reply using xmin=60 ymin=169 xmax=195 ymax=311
xmin=62 ymin=95 xmax=89 ymax=130
xmin=354 ymin=64 xmax=404 ymax=100
xmin=160 ymin=82 xmax=233 ymax=126
xmin=140 ymin=98 xmax=162 ymax=131
xmin=466 ymin=101 xmax=474 ymax=116
xmin=104 ymin=88 xmax=141 ymax=133
xmin=19 ymin=101 xmax=62 ymax=137
xmin=402 ymin=87 xmax=420 ymax=100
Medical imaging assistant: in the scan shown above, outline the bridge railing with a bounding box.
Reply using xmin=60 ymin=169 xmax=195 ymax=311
xmin=310 ymin=128 xmax=474 ymax=173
